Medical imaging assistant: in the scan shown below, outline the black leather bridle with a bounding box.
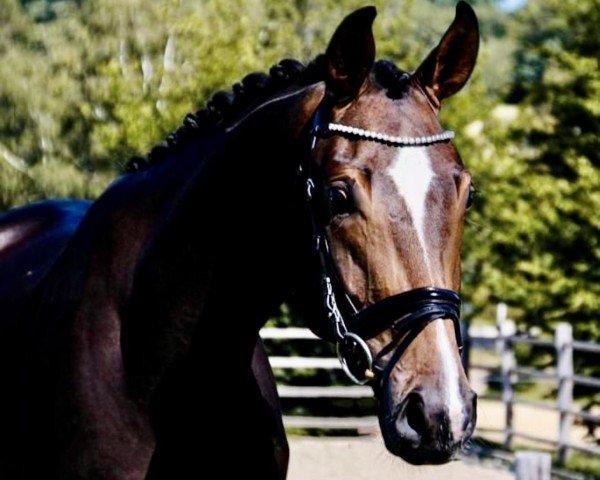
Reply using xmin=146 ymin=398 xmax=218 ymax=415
xmin=300 ymin=106 xmax=463 ymax=387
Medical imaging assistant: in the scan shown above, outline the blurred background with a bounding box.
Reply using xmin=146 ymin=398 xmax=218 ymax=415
xmin=0 ymin=0 xmax=597 ymax=477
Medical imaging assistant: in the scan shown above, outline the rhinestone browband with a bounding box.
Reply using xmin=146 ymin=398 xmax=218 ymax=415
xmin=313 ymin=122 xmax=455 ymax=147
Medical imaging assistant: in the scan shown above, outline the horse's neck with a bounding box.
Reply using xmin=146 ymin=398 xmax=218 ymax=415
xmin=119 ymin=106 xmax=310 ymax=401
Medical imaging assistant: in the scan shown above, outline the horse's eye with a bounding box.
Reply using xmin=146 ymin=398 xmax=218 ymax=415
xmin=328 ymin=185 xmax=353 ymax=217
xmin=466 ymin=185 xmax=476 ymax=210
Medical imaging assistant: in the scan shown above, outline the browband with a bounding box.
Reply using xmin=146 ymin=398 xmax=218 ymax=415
xmin=313 ymin=122 xmax=455 ymax=147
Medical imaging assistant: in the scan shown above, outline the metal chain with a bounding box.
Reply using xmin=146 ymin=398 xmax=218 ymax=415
xmin=322 ymin=276 xmax=348 ymax=341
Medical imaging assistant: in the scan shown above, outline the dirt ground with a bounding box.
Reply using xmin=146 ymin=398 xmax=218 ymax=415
xmin=286 ymin=397 xmax=594 ymax=480
xmin=287 ymin=436 xmax=511 ymax=480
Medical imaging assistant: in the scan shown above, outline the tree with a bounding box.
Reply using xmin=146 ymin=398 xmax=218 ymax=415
xmin=462 ymin=0 xmax=599 ymax=345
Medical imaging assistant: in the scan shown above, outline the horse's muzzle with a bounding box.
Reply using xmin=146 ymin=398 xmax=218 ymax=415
xmin=380 ymin=388 xmax=477 ymax=465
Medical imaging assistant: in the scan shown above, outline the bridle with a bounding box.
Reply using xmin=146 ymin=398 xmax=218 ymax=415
xmin=300 ymin=105 xmax=463 ymax=389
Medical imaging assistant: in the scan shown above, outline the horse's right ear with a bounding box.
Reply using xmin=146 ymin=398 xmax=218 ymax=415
xmin=414 ymin=1 xmax=479 ymax=107
xmin=325 ymin=6 xmax=377 ymax=105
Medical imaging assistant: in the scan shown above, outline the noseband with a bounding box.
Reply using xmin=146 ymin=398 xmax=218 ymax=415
xmin=301 ymin=108 xmax=463 ymax=387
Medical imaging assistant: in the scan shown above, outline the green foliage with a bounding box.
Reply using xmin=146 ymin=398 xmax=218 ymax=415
xmin=463 ymin=0 xmax=599 ymax=348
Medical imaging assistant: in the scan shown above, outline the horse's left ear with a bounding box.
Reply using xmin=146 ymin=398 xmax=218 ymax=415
xmin=414 ymin=1 xmax=479 ymax=107
xmin=325 ymin=6 xmax=377 ymax=104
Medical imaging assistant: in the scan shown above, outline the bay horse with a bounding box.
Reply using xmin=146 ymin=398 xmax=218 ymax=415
xmin=0 ymin=2 xmax=479 ymax=478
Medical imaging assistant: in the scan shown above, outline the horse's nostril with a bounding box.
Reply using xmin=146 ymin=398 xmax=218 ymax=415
xmin=405 ymin=393 xmax=427 ymax=436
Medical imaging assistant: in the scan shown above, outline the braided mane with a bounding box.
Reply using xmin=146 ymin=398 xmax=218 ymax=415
xmin=124 ymin=56 xmax=408 ymax=173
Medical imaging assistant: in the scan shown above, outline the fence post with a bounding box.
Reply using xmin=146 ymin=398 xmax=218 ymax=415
xmin=515 ymin=451 xmax=551 ymax=480
xmin=498 ymin=303 xmax=516 ymax=450
xmin=555 ymin=322 xmax=574 ymax=465
xmin=496 ymin=303 xmax=508 ymax=352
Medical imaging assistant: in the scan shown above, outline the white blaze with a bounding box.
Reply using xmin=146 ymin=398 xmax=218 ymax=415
xmin=388 ymin=147 xmax=435 ymax=277
xmin=435 ymin=320 xmax=465 ymax=438
xmin=388 ymin=147 xmax=464 ymax=438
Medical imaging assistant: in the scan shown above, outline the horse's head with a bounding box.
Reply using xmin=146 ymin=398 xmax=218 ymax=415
xmin=303 ymin=2 xmax=479 ymax=465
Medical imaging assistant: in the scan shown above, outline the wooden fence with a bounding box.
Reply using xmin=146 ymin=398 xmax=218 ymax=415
xmin=471 ymin=304 xmax=600 ymax=465
xmin=260 ymin=305 xmax=600 ymax=466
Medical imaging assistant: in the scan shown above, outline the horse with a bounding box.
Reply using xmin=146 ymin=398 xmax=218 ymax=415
xmin=0 ymin=2 xmax=479 ymax=478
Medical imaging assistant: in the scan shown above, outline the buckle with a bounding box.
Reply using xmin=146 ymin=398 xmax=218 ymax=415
xmin=337 ymin=332 xmax=374 ymax=385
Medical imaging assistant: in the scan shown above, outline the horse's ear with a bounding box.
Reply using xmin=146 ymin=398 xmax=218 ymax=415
xmin=325 ymin=6 xmax=377 ymax=104
xmin=414 ymin=1 xmax=479 ymax=106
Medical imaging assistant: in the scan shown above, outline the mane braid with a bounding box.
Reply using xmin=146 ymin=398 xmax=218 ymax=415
xmin=124 ymin=57 xmax=326 ymax=173
xmin=123 ymin=57 xmax=408 ymax=174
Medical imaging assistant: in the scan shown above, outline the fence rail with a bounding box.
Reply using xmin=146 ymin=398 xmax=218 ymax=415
xmin=278 ymin=385 xmax=371 ymax=398
xmin=282 ymin=415 xmax=377 ymax=430
xmin=260 ymin=305 xmax=600 ymax=466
